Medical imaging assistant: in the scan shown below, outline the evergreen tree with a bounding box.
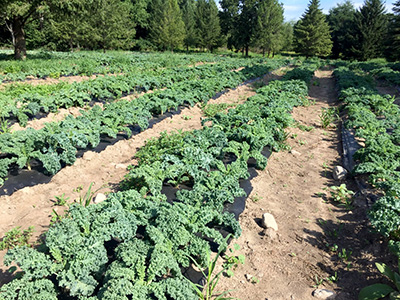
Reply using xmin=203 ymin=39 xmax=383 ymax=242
xmin=280 ymin=21 xmax=294 ymax=52
xmin=89 ymin=0 xmax=136 ymax=52
xmin=196 ymin=0 xmax=222 ymax=51
xmin=181 ymin=0 xmax=198 ymax=51
xmin=293 ymin=0 xmax=332 ymax=57
xmin=386 ymin=1 xmax=400 ymax=60
xmin=254 ymin=0 xmax=284 ymax=57
xmin=327 ymin=1 xmax=356 ymax=59
xmin=351 ymin=0 xmax=387 ymax=60
xmin=149 ymin=0 xmax=185 ymax=50
xmin=220 ymin=0 xmax=258 ymax=56
xmin=48 ymin=1 xmax=90 ymax=52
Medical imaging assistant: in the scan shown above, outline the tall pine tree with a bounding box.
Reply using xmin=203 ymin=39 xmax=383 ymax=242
xmin=149 ymin=0 xmax=185 ymax=51
xmin=254 ymin=0 xmax=284 ymax=57
xmin=196 ymin=0 xmax=221 ymax=51
xmin=327 ymin=1 xmax=356 ymax=59
xmin=351 ymin=0 xmax=387 ymax=60
xmin=181 ymin=0 xmax=198 ymax=51
xmin=220 ymin=0 xmax=258 ymax=56
xmin=390 ymin=0 xmax=400 ymax=60
xmin=293 ymin=0 xmax=332 ymax=57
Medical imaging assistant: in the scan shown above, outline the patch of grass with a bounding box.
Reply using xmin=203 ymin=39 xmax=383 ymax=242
xmin=0 ymin=226 xmax=34 ymax=250
xmin=202 ymin=103 xmax=235 ymax=117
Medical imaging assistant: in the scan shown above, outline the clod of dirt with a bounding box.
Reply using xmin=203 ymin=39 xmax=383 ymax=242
xmin=261 ymin=213 xmax=278 ymax=231
xmin=115 ymin=164 xmax=128 ymax=169
xmin=262 ymin=227 xmax=277 ymax=241
xmin=290 ymin=149 xmax=301 ymax=156
xmin=93 ymin=193 xmax=107 ymax=204
xmin=333 ymin=166 xmax=348 ymax=181
xmin=82 ymin=151 xmax=96 ymax=161
xmin=312 ymin=289 xmax=336 ymax=300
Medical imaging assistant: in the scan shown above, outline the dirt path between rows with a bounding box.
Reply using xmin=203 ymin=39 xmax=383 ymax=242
xmin=0 ymin=72 xmax=261 ymax=285
xmin=216 ymin=70 xmax=397 ymax=300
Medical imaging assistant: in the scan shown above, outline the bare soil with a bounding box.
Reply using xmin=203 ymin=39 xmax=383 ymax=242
xmin=216 ymin=70 xmax=397 ymax=300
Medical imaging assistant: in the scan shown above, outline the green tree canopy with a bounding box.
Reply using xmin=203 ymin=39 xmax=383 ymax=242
xmin=327 ymin=1 xmax=356 ymax=59
xmin=293 ymin=0 xmax=332 ymax=57
xmin=149 ymin=0 xmax=185 ymax=50
xmin=390 ymin=0 xmax=400 ymax=60
xmin=220 ymin=0 xmax=258 ymax=56
xmin=181 ymin=0 xmax=198 ymax=51
xmin=196 ymin=0 xmax=222 ymax=51
xmin=351 ymin=0 xmax=388 ymax=60
xmin=254 ymin=0 xmax=284 ymax=57
xmin=0 ymin=0 xmax=46 ymax=59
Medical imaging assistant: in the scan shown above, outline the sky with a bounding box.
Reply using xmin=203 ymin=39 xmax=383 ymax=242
xmin=282 ymin=0 xmax=394 ymax=21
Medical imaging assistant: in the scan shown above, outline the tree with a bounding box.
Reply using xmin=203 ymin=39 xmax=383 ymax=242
xmin=220 ymin=0 xmax=258 ymax=56
xmin=280 ymin=21 xmax=294 ymax=52
xmin=293 ymin=0 xmax=332 ymax=57
xmin=47 ymin=1 xmax=90 ymax=52
xmin=327 ymin=1 xmax=356 ymax=59
xmin=351 ymin=0 xmax=387 ymax=60
xmin=181 ymin=0 xmax=198 ymax=51
xmin=390 ymin=0 xmax=400 ymax=60
xmin=149 ymin=0 xmax=185 ymax=50
xmin=196 ymin=0 xmax=222 ymax=51
xmin=89 ymin=0 xmax=136 ymax=52
xmin=254 ymin=0 xmax=284 ymax=57
xmin=0 ymin=0 xmax=45 ymax=59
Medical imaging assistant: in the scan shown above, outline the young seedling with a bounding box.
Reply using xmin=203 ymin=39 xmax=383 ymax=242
xmin=223 ymin=244 xmax=245 ymax=278
xmin=53 ymin=193 xmax=69 ymax=206
xmin=326 ymin=271 xmax=338 ymax=283
xmin=338 ymin=248 xmax=352 ymax=262
xmin=330 ymin=184 xmax=354 ymax=206
xmin=319 ymin=107 xmax=339 ymax=129
xmin=313 ymin=275 xmax=324 ymax=288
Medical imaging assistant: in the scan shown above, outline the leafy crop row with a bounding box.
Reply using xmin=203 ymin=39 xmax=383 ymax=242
xmin=0 ymin=73 xmax=311 ymax=299
xmin=0 ymin=60 xmax=271 ymax=127
xmin=0 ymin=61 xmax=285 ymax=187
xmin=334 ymin=66 xmax=400 ymax=255
xmin=0 ymin=51 xmax=240 ymax=83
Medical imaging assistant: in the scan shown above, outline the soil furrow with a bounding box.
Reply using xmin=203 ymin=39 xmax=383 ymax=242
xmin=216 ymin=70 xmax=396 ymax=300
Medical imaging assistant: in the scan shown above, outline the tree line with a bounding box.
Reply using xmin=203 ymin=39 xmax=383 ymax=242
xmin=0 ymin=0 xmax=399 ymax=61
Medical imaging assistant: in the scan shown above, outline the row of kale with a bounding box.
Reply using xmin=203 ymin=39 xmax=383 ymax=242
xmin=334 ymin=65 xmax=400 ymax=255
xmin=0 ymin=62 xmax=319 ymax=299
xmin=1 ymin=59 xmax=270 ymax=127
xmin=0 ymin=61 xmax=285 ymax=187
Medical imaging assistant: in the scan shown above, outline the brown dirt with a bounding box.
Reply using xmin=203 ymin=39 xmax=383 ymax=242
xmin=215 ymin=70 xmax=397 ymax=300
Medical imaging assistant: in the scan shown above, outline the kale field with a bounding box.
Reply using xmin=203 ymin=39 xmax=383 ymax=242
xmin=1 ymin=51 xmax=400 ymax=299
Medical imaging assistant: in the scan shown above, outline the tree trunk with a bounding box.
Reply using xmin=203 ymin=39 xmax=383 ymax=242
xmin=69 ymin=38 xmax=74 ymax=52
xmin=262 ymin=48 xmax=265 ymax=57
xmin=13 ymin=17 xmax=26 ymax=60
xmin=245 ymin=45 xmax=249 ymax=57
